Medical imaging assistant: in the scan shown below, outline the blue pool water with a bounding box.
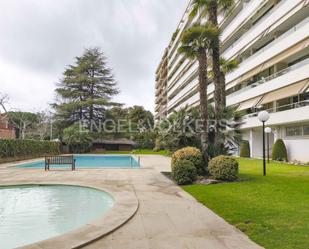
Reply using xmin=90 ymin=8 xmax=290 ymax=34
xmin=0 ymin=185 xmax=114 ymax=249
xmin=18 ymin=155 xmax=140 ymax=169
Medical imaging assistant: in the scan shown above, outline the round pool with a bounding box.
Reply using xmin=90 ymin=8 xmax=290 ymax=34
xmin=0 ymin=185 xmax=114 ymax=249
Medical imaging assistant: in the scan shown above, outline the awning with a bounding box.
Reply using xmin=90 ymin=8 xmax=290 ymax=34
xmin=237 ymin=95 xmax=264 ymax=111
xmin=226 ymin=38 xmax=309 ymax=90
xmin=259 ymin=79 xmax=309 ymax=105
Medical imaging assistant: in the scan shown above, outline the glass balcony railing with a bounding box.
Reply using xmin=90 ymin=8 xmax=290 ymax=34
xmin=246 ymin=100 xmax=309 ymax=118
xmin=228 ymin=57 xmax=309 ymax=99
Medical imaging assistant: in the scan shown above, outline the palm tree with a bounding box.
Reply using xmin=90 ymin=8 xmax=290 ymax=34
xmin=190 ymin=0 xmax=235 ymax=109
xmin=207 ymin=104 xmax=244 ymax=158
xmin=155 ymin=105 xmax=201 ymax=151
xmin=178 ymin=23 xmax=219 ymax=163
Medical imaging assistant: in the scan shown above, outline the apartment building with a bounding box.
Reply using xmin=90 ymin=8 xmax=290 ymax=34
xmin=155 ymin=49 xmax=169 ymax=121
xmin=155 ymin=0 xmax=309 ymax=162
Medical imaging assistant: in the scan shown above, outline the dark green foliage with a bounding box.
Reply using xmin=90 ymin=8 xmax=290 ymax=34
xmin=62 ymin=124 xmax=93 ymax=153
xmin=240 ymin=141 xmax=250 ymax=158
xmin=172 ymin=159 xmax=197 ymax=185
xmin=171 ymin=29 xmax=179 ymax=42
xmin=272 ymin=139 xmax=288 ymax=162
xmin=0 ymin=139 xmax=60 ymax=159
xmin=104 ymin=105 xmax=154 ymax=142
xmin=171 ymin=147 xmax=205 ymax=175
xmin=155 ymin=106 xmax=201 ymax=151
xmin=132 ymin=131 xmax=156 ymax=150
xmin=207 ymin=105 xmax=244 ymax=158
xmin=208 ymin=156 xmax=238 ymax=181
xmin=53 ymin=47 xmax=120 ymax=128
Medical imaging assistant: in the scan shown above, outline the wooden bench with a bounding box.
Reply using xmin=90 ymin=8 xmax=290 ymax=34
xmin=45 ymin=155 xmax=76 ymax=171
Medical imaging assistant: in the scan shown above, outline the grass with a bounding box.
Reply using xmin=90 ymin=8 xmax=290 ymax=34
xmin=183 ymin=158 xmax=309 ymax=249
xmin=92 ymin=149 xmax=171 ymax=156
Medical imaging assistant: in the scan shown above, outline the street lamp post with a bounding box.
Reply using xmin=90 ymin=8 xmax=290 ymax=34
xmin=265 ymin=127 xmax=272 ymax=163
xmin=258 ymin=111 xmax=270 ymax=176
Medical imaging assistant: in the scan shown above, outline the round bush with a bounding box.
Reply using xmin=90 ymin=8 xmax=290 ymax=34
xmin=172 ymin=159 xmax=197 ymax=185
xmin=171 ymin=147 xmax=204 ymax=175
xmin=240 ymin=141 xmax=250 ymax=158
xmin=208 ymin=156 xmax=239 ymax=181
xmin=272 ymin=139 xmax=288 ymax=162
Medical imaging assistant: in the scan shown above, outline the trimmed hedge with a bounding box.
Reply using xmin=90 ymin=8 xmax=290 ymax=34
xmin=172 ymin=159 xmax=197 ymax=185
xmin=171 ymin=147 xmax=204 ymax=175
xmin=240 ymin=141 xmax=250 ymax=158
xmin=208 ymin=156 xmax=239 ymax=181
xmin=0 ymin=139 xmax=60 ymax=159
xmin=272 ymin=139 xmax=288 ymax=162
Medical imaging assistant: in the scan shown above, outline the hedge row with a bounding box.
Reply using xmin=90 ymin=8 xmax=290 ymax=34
xmin=0 ymin=139 xmax=60 ymax=159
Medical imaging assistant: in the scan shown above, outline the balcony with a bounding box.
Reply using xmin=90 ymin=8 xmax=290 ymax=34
xmin=227 ymin=57 xmax=309 ymax=104
xmin=242 ymin=100 xmax=309 ymax=129
xmin=226 ymin=16 xmax=309 ymax=84
xmin=223 ymin=0 xmax=305 ymax=61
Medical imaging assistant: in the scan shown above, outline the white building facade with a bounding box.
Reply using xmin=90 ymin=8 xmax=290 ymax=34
xmin=155 ymin=0 xmax=309 ymax=162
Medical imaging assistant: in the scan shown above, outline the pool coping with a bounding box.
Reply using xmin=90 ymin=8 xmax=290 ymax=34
xmin=0 ymin=181 xmax=139 ymax=249
xmin=0 ymin=154 xmax=143 ymax=169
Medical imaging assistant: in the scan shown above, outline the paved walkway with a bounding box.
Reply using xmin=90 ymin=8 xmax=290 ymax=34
xmin=0 ymin=155 xmax=263 ymax=249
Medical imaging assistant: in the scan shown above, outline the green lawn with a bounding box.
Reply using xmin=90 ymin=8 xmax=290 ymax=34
xmin=183 ymin=158 xmax=309 ymax=249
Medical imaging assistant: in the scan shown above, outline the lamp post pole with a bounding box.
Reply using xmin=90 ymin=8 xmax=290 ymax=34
xmin=258 ymin=111 xmax=270 ymax=176
xmin=265 ymin=127 xmax=272 ymax=163
xmin=267 ymin=131 xmax=270 ymax=163
xmin=262 ymin=121 xmax=266 ymax=176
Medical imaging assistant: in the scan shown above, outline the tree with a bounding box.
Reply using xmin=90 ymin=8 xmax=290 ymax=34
xmin=190 ymin=0 xmax=235 ymax=109
xmin=127 ymin=106 xmax=154 ymax=131
xmin=7 ymin=111 xmax=38 ymax=139
xmin=0 ymin=93 xmax=9 ymax=114
xmin=178 ymin=23 xmax=219 ymax=163
xmin=54 ymin=48 xmax=119 ymax=128
xmin=62 ymin=124 xmax=93 ymax=153
xmin=206 ymin=105 xmax=243 ymax=158
xmin=155 ymin=106 xmax=201 ymax=152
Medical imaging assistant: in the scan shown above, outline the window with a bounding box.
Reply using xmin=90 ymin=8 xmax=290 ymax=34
xmin=286 ymin=126 xmax=302 ymax=137
xmin=303 ymin=125 xmax=309 ymax=136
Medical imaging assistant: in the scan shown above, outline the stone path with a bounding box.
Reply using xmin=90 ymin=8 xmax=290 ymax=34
xmin=0 ymin=155 xmax=263 ymax=249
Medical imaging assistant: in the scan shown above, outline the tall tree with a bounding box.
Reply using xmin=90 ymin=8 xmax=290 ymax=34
xmin=190 ymin=0 xmax=235 ymax=109
xmin=54 ymin=48 xmax=119 ymax=128
xmin=7 ymin=111 xmax=38 ymax=139
xmin=178 ymin=23 xmax=219 ymax=163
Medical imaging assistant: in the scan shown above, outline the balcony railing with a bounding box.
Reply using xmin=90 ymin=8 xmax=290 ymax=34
xmin=228 ymin=57 xmax=309 ymax=99
xmin=246 ymin=100 xmax=309 ymax=119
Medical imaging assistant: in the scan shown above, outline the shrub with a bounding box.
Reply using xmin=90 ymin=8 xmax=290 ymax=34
xmin=240 ymin=141 xmax=250 ymax=158
xmin=208 ymin=156 xmax=239 ymax=181
xmin=172 ymin=159 xmax=197 ymax=185
xmin=272 ymin=139 xmax=288 ymax=162
xmin=171 ymin=147 xmax=204 ymax=175
xmin=63 ymin=124 xmax=92 ymax=153
xmin=0 ymin=139 xmax=60 ymax=160
xmin=132 ymin=131 xmax=156 ymax=149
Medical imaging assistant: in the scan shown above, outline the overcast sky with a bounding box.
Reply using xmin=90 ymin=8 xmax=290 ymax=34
xmin=0 ymin=0 xmax=188 ymax=113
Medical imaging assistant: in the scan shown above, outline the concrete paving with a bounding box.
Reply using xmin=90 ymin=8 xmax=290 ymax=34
xmin=0 ymin=155 xmax=263 ymax=249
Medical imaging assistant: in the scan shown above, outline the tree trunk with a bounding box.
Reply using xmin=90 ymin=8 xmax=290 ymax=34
xmin=208 ymin=0 xmax=221 ymax=110
xmin=208 ymin=0 xmax=225 ymax=146
xmin=197 ymin=48 xmax=209 ymax=165
xmin=220 ymin=71 xmax=226 ymax=107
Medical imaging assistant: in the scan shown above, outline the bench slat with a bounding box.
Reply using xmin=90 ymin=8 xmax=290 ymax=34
xmin=45 ymin=155 xmax=75 ymax=171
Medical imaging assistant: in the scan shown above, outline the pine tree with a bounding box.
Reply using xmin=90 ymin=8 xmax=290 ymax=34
xmin=54 ymin=48 xmax=119 ymax=128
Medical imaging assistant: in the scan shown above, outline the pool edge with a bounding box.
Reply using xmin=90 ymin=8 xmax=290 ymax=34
xmin=0 ymin=182 xmax=139 ymax=249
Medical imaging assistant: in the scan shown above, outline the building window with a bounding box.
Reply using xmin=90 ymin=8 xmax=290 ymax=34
xmin=286 ymin=126 xmax=302 ymax=137
xmin=303 ymin=125 xmax=309 ymax=136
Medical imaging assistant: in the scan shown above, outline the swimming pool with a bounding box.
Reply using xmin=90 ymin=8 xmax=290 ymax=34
xmin=0 ymin=185 xmax=114 ymax=249
xmin=18 ymin=155 xmax=140 ymax=169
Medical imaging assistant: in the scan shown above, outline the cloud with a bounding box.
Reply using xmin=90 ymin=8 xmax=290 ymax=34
xmin=0 ymin=0 xmax=188 ymax=113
